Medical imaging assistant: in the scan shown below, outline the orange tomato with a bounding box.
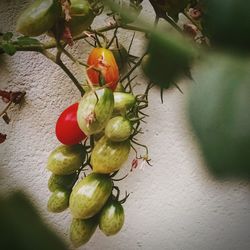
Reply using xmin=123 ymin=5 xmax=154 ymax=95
xmin=87 ymin=48 xmax=119 ymax=91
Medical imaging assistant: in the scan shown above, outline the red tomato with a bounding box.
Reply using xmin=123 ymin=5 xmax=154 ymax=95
xmin=56 ymin=103 xmax=87 ymax=145
xmin=87 ymin=48 xmax=119 ymax=91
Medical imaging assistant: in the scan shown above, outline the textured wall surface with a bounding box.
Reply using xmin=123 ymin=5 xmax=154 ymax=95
xmin=0 ymin=1 xmax=250 ymax=250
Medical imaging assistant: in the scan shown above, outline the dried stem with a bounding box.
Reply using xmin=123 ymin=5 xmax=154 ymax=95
xmin=0 ymin=92 xmax=26 ymax=118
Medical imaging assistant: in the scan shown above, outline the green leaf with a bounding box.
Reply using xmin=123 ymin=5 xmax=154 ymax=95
xmin=0 ymin=191 xmax=68 ymax=250
xmin=3 ymin=32 xmax=13 ymax=41
xmin=143 ymin=32 xmax=196 ymax=88
xmin=16 ymin=36 xmax=41 ymax=46
xmin=2 ymin=43 xmax=16 ymax=56
xmin=188 ymin=53 xmax=250 ymax=179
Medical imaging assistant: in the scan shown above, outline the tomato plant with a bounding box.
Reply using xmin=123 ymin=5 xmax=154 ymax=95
xmin=47 ymin=144 xmax=85 ymax=175
xmin=70 ymin=217 xmax=98 ymax=247
xmin=87 ymin=48 xmax=119 ymax=91
xmin=55 ymin=103 xmax=87 ymax=145
xmin=69 ymin=173 xmax=113 ymax=219
xmin=16 ymin=0 xmax=61 ymax=37
xmin=99 ymin=198 xmax=125 ymax=236
xmin=2 ymin=0 xmax=250 ymax=248
xmin=77 ymin=87 xmax=114 ymax=135
xmin=68 ymin=0 xmax=95 ymax=36
xmin=91 ymin=136 xmax=131 ymax=174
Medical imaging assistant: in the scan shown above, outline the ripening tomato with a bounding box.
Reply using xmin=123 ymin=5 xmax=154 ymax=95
xmin=56 ymin=103 xmax=87 ymax=145
xmin=87 ymin=48 xmax=119 ymax=91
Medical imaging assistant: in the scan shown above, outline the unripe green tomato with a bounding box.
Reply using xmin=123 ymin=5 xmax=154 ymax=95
xmin=48 ymin=173 xmax=77 ymax=192
xmin=70 ymin=217 xmax=98 ymax=247
xmin=141 ymin=54 xmax=150 ymax=74
xmin=47 ymin=189 xmax=70 ymax=213
xmin=115 ymin=2 xmax=142 ymax=24
xmin=69 ymin=173 xmax=113 ymax=219
xmin=105 ymin=116 xmax=132 ymax=142
xmin=99 ymin=199 xmax=125 ymax=236
xmin=68 ymin=0 xmax=95 ymax=36
xmin=113 ymin=92 xmax=136 ymax=113
xmin=77 ymin=87 xmax=114 ymax=136
xmin=110 ymin=44 xmax=129 ymax=72
xmin=91 ymin=136 xmax=131 ymax=174
xmin=16 ymin=0 xmax=61 ymax=37
xmin=47 ymin=144 xmax=85 ymax=175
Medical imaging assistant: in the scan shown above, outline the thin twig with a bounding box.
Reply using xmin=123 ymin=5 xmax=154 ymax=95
xmin=120 ymin=53 xmax=147 ymax=82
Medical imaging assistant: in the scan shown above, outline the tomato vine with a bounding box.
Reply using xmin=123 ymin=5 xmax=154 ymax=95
xmin=1 ymin=0 xmax=250 ymax=248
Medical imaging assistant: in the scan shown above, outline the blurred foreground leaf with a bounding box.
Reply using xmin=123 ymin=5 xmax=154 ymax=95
xmin=201 ymin=0 xmax=250 ymax=52
xmin=143 ymin=32 xmax=196 ymax=88
xmin=189 ymin=54 xmax=250 ymax=179
xmin=0 ymin=191 xmax=68 ymax=250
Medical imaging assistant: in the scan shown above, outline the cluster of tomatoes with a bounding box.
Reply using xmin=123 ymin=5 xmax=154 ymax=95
xmin=46 ymin=46 xmax=137 ymax=247
xmin=16 ymin=0 xmax=144 ymax=247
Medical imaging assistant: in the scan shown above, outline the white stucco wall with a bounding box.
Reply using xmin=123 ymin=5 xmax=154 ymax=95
xmin=0 ymin=1 xmax=250 ymax=250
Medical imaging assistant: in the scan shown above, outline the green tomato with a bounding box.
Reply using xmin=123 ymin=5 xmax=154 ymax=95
xmin=47 ymin=189 xmax=70 ymax=213
xmin=105 ymin=116 xmax=132 ymax=142
xmin=48 ymin=173 xmax=77 ymax=192
xmin=77 ymin=87 xmax=114 ymax=136
xmin=113 ymin=92 xmax=136 ymax=113
xmin=115 ymin=1 xmax=142 ymax=24
xmin=99 ymin=199 xmax=125 ymax=236
xmin=16 ymin=0 xmax=61 ymax=37
xmin=69 ymin=173 xmax=113 ymax=219
xmin=70 ymin=217 xmax=98 ymax=247
xmin=91 ymin=136 xmax=131 ymax=174
xmin=68 ymin=0 xmax=95 ymax=36
xmin=47 ymin=144 xmax=85 ymax=175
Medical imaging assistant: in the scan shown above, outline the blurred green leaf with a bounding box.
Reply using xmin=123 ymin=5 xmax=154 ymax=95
xmin=3 ymin=32 xmax=13 ymax=41
xmin=188 ymin=54 xmax=250 ymax=179
xmin=143 ymin=32 xmax=196 ymax=88
xmin=2 ymin=43 xmax=16 ymax=56
xmin=0 ymin=191 xmax=68 ymax=250
xmin=16 ymin=36 xmax=41 ymax=46
xmin=201 ymin=0 xmax=250 ymax=52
